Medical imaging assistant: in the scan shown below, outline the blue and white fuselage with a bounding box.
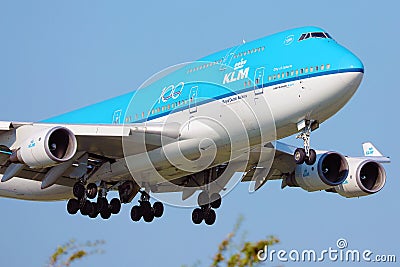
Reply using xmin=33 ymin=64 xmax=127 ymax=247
xmin=0 ymin=26 xmax=366 ymax=203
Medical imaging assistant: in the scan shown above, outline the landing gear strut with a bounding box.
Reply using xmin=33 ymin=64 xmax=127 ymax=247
xmin=294 ymin=120 xmax=318 ymax=165
xmin=191 ymin=191 xmax=221 ymax=225
xmin=130 ymin=191 xmax=164 ymax=223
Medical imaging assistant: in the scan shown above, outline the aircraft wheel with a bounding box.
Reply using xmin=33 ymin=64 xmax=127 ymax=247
xmin=143 ymin=209 xmax=155 ymax=223
xmin=97 ymin=197 xmax=108 ymax=213
xmin=89 ymin=202 xmax=99 ymax=218
xmin=100 ymin=208 xmax=112 ymax=220
xmin=110 ymin=198 xmax=121 ymax=214
xmin=67 ymin=198 xmax=80 ymax=214
xmin=80 ymin=200 xmax=92 ymax=216
xmin=86 ymin=183 xmax=98 ymax=199
xmin=153 ymin=201 xmax=164 ymax=218
xmin=210 ymin=193 xmax=222 ymax=209
xmin=141 ymin=201 xmax=152 ymax=214
xmin=305 ymin=149 xmax=317 ymax=165
xmin=73 ymin=182 xmax=85 ymax=199
xmin=294 ymin=148 xmax=306 ymax=164
xmin=192 ymin=208 xmax=204 ymax=224
xmin=204 ymin=209 xmax=216 ymax=225
xmin=130 ymin=206 xmax=142 ymax=222
xmin=197 ymin=191 xmax=210 ymax=207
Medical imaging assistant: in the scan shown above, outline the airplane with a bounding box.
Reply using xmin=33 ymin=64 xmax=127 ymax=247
xmin=0 ymin=26 xmax=390 ymax=225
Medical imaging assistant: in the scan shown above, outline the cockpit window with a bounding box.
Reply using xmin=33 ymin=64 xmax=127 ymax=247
xmin=298 ymin=32 xmax=333 ymax=41
xmin=311 ymin=32 xmax=327 ymax=38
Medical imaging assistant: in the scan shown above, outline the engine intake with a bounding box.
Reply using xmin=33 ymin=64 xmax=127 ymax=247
xmin=333 ymin=158 xmax=386 ymax=198
xmin=10 ymin=126 xmax=77 ymax=168
xmin=287 ymin=151 xmax=349 ymax=192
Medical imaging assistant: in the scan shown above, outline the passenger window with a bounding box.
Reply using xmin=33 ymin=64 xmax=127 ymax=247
xmin=321 ymin=65 xmax=325 ymax=70
xmin=310 ymin=67 xmax=314 ymax=72
xmin=305 ymin=68 xmax=308 ymax=73
xmin=300 ymin=69 xmax=304 ymax=74
xmin=315 ymin=66 xmax=319 ymax=71
xmin=326 ymin=64 xmax=331 ymax=69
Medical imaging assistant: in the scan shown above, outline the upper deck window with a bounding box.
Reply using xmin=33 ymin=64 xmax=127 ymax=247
xmin=298 ymin=32 xmax=332 ymax=41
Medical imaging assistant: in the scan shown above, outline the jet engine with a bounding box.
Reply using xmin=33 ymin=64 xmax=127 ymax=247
xmin=10 ymin=126 xmax=77 ymax=168
xmin=331 ymin=158 xmax=386 ymax=198
xmin=285 ymin=151 xmax=349 ymax=192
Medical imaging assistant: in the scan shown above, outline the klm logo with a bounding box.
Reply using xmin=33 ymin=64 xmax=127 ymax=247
xmin=366 ymin=147 xmax=374 ymax=155
xmin=223 ymin=67 xmax=249 ymax=84
xmin=28 ymin=140 xmax=36 ymax=148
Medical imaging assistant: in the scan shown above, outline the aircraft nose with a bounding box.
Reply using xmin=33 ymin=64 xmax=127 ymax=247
xmin=339 ymin=52 xmax=364 ymax=88
xmin=339 ymin=50 xmax=364 ymax=74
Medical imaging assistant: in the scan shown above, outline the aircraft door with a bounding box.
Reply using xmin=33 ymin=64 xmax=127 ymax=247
xmin=189 ymin=86 xmax=198 ymax=113
xmin=112 ymin=109 xmax=122 ymax=124
xmin=254 ymin=67 xmax=265 ymax=95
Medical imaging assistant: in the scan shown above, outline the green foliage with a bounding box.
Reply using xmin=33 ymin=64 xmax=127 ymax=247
xmin=211 ymin=215 xmax=279 ymax=267
xmin=47 ymin=239 xmax=105 ymax=267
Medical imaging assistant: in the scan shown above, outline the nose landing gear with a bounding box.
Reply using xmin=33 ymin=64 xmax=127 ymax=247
xmin=294 ymin=119 xmax=318 ymax=165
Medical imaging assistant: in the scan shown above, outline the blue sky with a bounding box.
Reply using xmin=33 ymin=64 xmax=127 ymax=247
xmin=0 ymin=1 xmax=399 ymax=266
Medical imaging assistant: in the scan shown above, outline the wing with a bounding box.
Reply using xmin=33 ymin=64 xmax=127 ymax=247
xmin=241 ymin=141 xmax=296 ymax=191
xmin=0 ymin=121 xmax=181 ymax=189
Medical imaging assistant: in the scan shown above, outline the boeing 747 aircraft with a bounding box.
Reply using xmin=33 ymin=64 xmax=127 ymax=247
xmin=0 ymin=26 xmax=390 ymax=225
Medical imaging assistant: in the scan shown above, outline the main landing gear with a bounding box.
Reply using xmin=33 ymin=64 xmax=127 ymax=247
xmin=294 ymin=119 xmax=318 ymax=165
xmin=130 ymin=191 xmax=164 ymax=223
xmin=67 ymin=182 xmax=121 ymax=220
xmin=191 ymin=191 xmax=221 ymax=225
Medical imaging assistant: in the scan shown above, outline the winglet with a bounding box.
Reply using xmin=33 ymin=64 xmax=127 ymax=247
xmin=362 ymin=142 xmax=383 ymax=157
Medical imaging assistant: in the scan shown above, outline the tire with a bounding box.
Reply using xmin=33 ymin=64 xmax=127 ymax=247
xmin=100 ymin=208 xmax=112 ymax=220
xmin=130 ymin=206 xmax=142 ymax=222
xmin=67 ymin=198 xmax=80 ymax=215
xmin=204 ymin=209 xmax=216 ymax=225
xmin=73 ymin=183 xmax=85 ymax=199
xmin=210 ymin=193 xmax=222 ymax=209
xmin=80 ymin=200 xmax=92 ymax=216
xmin=140 ymin=201 xmax=152 ymax=216
xmin=192 ymin=208 xmax=204 ymax=224
xmin=153 ymin=202 xmax=164 ymax=218
xmin=197 ymin=191 xmax=210 ymax=207
xmin=305 ymin=149 xmax=317 ymax=165
xmin=143 ymin=209 xmax=155 ymax=223
xmin=110 ymin=198 xmax=121 ymax=214
xmin=86 ymin=183 xmax=98 ymax=199
xmin=89 ymin=202 xmax=99 ymax=218
xmin=294 ymin=148 xmax=306 ymax=164
xmin=97 ymin=197 xmax=108 ymax=213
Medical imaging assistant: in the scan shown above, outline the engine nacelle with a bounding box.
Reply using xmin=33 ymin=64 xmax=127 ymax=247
xmin=10 ymin=126 xmax=77 ymax=168
xmin=332 ymin=158 xmax=386 ymax=198
xmin=287 ymin=151 xmax=349 ymax=192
